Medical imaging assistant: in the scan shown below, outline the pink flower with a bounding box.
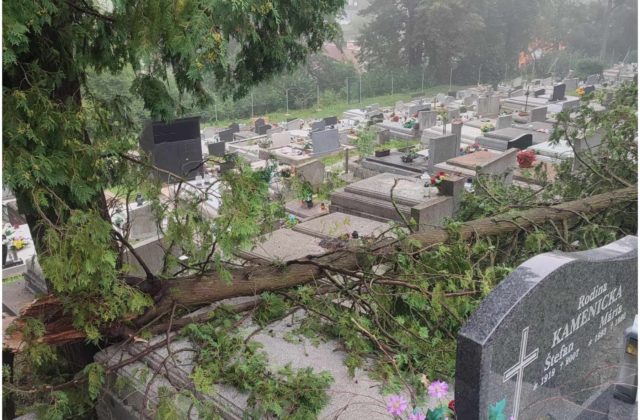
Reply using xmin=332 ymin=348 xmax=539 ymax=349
xmin=408 ymin=411 xmax=426 ymax=420
xmin=428 ymin=380 xmax=449 ymax=399
xmin=386 ymin=395 xmax=408 ymax=417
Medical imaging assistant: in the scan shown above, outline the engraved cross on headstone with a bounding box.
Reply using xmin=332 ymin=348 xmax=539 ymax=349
xmin=503 ymin=326 xmax=539 ymax=420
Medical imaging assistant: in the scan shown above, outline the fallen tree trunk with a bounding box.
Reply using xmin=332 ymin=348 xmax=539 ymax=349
xmin=6 ymin=186 xmax=637 ymax=348
xmin=146 ymin=185 xmax=637 ymax=320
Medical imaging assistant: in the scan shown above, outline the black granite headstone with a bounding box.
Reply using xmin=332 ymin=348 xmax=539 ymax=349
xmin=207 ymin=141 xmax=226 ymax=157
xmin=323 ymin=116 xmax=338 ymax=126
xmin=533 ymin=88 xmax=545 ymax=98
xmin=218 ymin=128 xmax=234 ymax=142
xmin=455 ymin=236 xmax=638 ymax=420
xmin=584 ymin=85 xmax=595 ymax=95
xmin=311 ymin=121 xmax=326 ymax=132
xmin=228 ymin=123 xmax=240 ymax=133
xmin=507 ymin=133 xmax=533 ymax=150
xmin=550 ymin=83 xmax=566 ymax=101
xmin=256 ymin=124 xmax=271 ymax=135
xmin=255 ymin=118 xmax=265 ymax=128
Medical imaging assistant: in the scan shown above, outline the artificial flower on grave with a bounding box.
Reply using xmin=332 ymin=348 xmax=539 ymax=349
xmin=516 ymin=149 xmax=537 ymax=168
xmin=480 ymin=122 xmax=494 ymax=133
xmin=576 ymin=86 xmax=585 ymax=97
xmin=465 ymin=142 xmax=481 ymax=154
xmin=430 ymin=171 xmax=447 ymax=186
xmin=11 ymin=236 xmax=28 ymax=251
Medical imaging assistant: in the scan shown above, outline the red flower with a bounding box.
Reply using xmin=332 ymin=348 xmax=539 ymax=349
xmin=430 ymin=178 xmax=437 ymax=185
xmin=448 ymin=399 xmax=455 ymax=412
xmin=517 ymin=149 xmax=537 ymax=168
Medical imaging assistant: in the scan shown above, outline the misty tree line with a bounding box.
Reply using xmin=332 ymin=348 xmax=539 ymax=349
xmin=87 ymin=0 xmax=637 ymax=124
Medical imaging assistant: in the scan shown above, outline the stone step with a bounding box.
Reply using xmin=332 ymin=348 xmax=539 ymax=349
xmin=330 ymin=189 xmax=412 ymax=222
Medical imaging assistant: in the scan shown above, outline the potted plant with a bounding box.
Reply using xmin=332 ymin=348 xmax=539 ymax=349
xmin=401 ymin=149 xmax=419 ymax=163
xmin=299 ymin=181 xmax=314 ymax=208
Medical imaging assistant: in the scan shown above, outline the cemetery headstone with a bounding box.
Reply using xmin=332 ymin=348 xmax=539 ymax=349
xmin=428 ymin=133 xmax=458 ymax=173
xmin=549 ymin=83 xmax=566 ymax=101
xmin=311 ymin=120 xmax=326 ymax=132
xmin=218 ymin=128 xmax=234 ymax=142
xmin=295 ymin=159 xmax=325 ymax=187
xmin=584 ymin=85 xmax=595 ymax=95
xmin=529 ymin=106 xmax=548 ymax=123
xmin=207 ymin=141 xmax=226 ymax=157
xmin=323 ymin=116 xmax=338 ymax=126
xmin=228 ymin=123 xmax=240 ymax=133
xmin=507 ymin=133 xmax=533 ymax=150
xmin=286 ymin=118 xmax=304 ymax=130
xmin=533 ymin=88 xmax=545 ymax=97
xmin=563 ymin=78 xmax=578 ymax=94
xmin=418 ymin=110 xmax=438 ymax=130
xmin=455 ymin=236 xmax=638 ymax=420
xmin=256 ymin=124 xmax=271 ymax=135
xmin=255 ymin=118 xmax=266 ymax=129
xmin=311 ymin=128 xmax=341 ymax=155
xmin=270 ymin=132 xmax=291 ymax=149
xmin=451 ymin=119 xmax=464 ymax=153
xmin=496 ymin=114 xmax=513 ymax=130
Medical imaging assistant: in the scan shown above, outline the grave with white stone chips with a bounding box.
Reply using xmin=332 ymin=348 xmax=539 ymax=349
xmin=455 ymin=236 xmax=638 ymax=419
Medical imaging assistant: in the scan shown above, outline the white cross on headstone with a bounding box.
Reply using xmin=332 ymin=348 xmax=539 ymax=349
xmin=503 ymin=326 xmax=539 ymax=420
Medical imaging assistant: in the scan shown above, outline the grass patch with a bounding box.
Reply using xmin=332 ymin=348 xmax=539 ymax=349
xmin=204 ymin=85 xmax=468 ymax=128
xmin=3 ymin=274 xmax=24 ymax=284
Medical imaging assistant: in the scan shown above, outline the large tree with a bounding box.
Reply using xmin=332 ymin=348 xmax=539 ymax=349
xmin=3 ymin=0 xmax=345 ymax=393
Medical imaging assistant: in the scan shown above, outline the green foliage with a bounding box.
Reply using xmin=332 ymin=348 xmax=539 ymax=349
xmin=354 ymin=128 xmax=376 ymax=160
xmin=574 ymin=58 xmax=605 ymax=80
xmin=183 ymin=312 xmax=334 ymax=419
xmin=253 ymin=293 xmax=291 ymax=326
xmin=83 ymin=363 xmax=106 ymax=401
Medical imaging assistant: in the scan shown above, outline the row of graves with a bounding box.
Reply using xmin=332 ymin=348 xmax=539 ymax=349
xmin=90 ymin=73 xmax=638 ymax=419
xmin=5 ymin=73 xmax=631 ymax=417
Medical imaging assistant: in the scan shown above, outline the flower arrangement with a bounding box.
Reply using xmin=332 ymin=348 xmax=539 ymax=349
xmin=3 ymin=224 xmax=16 ymax=238
xmin=480 ymin=122 xmax=494 ymax=133
xmin=401 ymin=149 xmax=419 ymax=163
xmin=464 ymin=143 xmax=481 ymax=154
xmin=516 ymin=149 xmax=537 ymax=168
xmin=430 ymin=172 xmax=447 ymax=187
xmin=576 ymin=87 xmax=585 ymax=97
xmin=385 ymin=379 xmax=454 ymax=419
xmin=11 ymin=236 xmax=28 ymax=251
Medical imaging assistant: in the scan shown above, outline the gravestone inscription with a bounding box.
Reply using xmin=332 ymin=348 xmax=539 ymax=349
xmin=455 ymin=236 xmax=638 ymax=420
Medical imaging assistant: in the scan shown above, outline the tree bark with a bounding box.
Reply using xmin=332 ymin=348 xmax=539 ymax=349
xmin=7 ymin=185 xmax=635 ymax=348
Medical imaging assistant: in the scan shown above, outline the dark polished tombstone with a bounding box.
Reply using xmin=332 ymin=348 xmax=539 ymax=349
xmin=584 ymin=85 xmax=595 ymax=95
xmin=507 ymin=133 xmax=533 ymax=150
xmin=207 ymin=141 xmax=226 ymax=157
xmin=311 ymin=120 xmax=326 ymax=132
xmin=323 ymin=116 xmax=338 ymax=126
xmin=218 ymin=128 xmax=234 ymax=142
xmin=255 ymin=118 xmax=265 ymax=128
xmin=550 ymin=83 xmax=566 ymax=101
xmin=256 ymin=124 xmax=271 ymax=135
xmin=139 ymin=116 xmax=203 ymax=182
xmin=228 ymin=123 xmax=240 ymax=133
xmin=533 ymin=88 xmax=545 ymax=97
xmin=455 ymin=236 xmax=638 ymax=420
